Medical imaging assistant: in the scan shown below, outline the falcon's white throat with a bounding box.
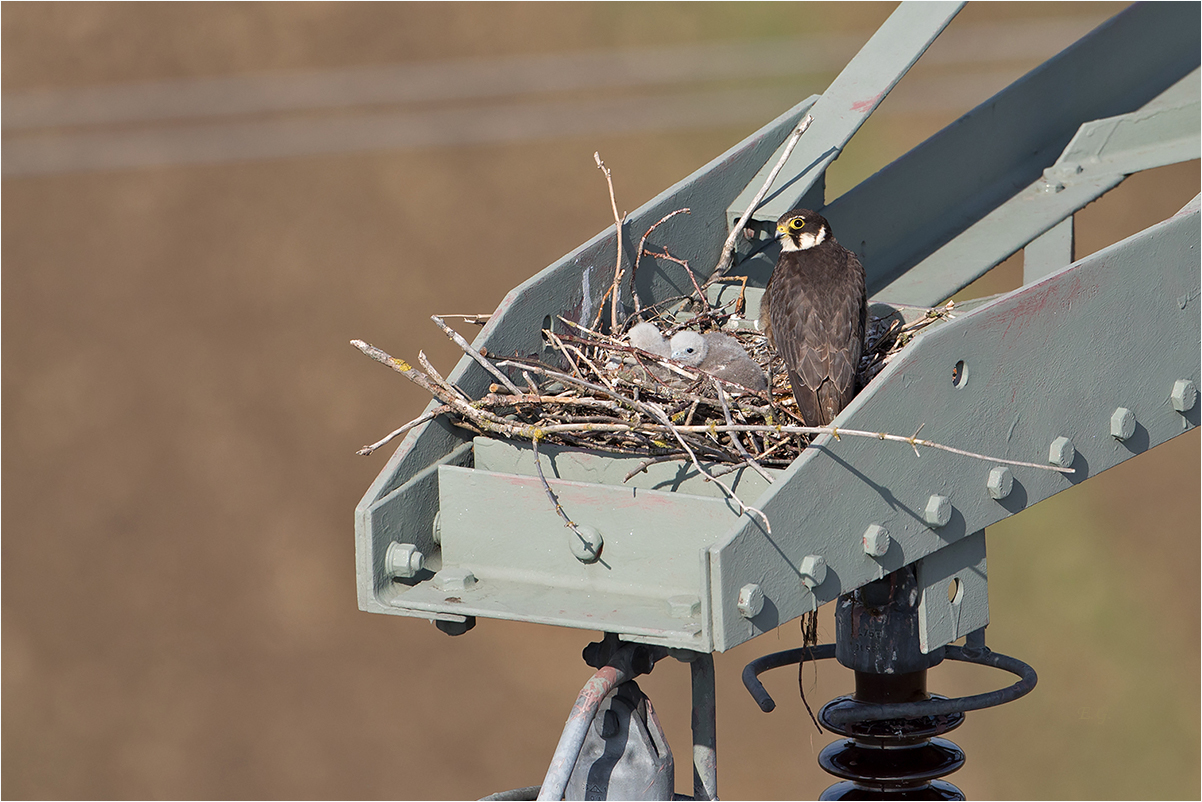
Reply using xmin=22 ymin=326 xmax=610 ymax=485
xmin=780 ymin=225 xmax=827 ymax=251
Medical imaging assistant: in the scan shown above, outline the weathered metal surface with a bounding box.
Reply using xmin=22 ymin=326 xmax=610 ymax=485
xmin=877 ymin=68 xmax=1200 ymax=306
xmin=355 ymin=441 xmax=470 ymax=609
xmin=472 ymin=436 xmax=777 ymax=500
xmin=916 ymin=530 xmax=988 ymax=655
xmin=727 ymin=2 xmax=963 ymax=229
xmin=707 ymin=196 xmax=1199 ymax=651
xmin=1023 ymin=217 xmax=1074 ymax=285
xmin=378 ymin=464 xmax=738 ymax=647
xmin=823 ymin=1 xmax=1200 ymax=305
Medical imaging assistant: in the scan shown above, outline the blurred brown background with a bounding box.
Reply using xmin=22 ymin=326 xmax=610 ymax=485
xmin=3 ymin=2 xmax=1198 ymax=799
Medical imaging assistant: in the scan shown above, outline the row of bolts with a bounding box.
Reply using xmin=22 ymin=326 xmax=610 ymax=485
xmin=384 ymin=379 xmax=1198 ymax=616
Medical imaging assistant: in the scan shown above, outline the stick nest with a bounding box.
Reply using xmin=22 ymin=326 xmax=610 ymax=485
xmin=356 ymin=291 xmax=956 ymax=476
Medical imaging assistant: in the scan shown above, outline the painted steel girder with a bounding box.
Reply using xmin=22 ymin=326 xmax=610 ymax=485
xmin=707 ymin=196 xmax=1200 ymax=651
xmin=354 ymin=3 xmax=1201 ymax=652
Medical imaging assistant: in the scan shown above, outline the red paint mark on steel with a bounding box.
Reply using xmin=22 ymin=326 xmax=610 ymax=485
xmin=851 ymin=92 xmax=885 ymax=113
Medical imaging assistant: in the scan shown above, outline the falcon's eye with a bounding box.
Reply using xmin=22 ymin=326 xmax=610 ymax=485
xmin=789 ymin=218 xmax=806 ymax=230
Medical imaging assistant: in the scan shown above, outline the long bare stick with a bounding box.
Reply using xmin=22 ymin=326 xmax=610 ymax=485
xmin=531 ymin=434 xmax=605 ymax=567
xmin=417 ymin=350 xmax=469 ymax=402
xmin=595 ymin=152 xmax=626 ymax=333
xmin=707 ymin=113 xmax=813 ymax=286
xmin=357 ymin=406 xmax=451 ymax=455
xmin=431 ymin=315 xmax=521 ymax=395
xmin=666 ymin=422 xmax=1071 ymax=474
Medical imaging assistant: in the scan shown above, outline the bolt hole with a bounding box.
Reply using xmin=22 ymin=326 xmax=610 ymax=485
xmin=952 ymin=360 xmax=968 ymax=388
xmin=947 ymin=578 xmax=963 ymax=605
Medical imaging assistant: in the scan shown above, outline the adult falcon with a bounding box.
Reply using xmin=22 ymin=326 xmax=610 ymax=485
xmin=760 ymin=208 xmax=866 ymax=426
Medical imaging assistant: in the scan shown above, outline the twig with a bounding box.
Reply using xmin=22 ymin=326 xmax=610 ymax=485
xmin=633 ymin=208 xmax=691 ymax=314
xmin=356 ymin=406 xmax=451 ymax=455
xmin=713 ymin=379 xmax=774 ymax=484
xmin=531 ymin=434 xmax=593 ymax=549
xmin=707 ymin=113 xmax=813 ymax=286
xmin=641 ymin=399 xmax=773 ymax=533
xmin=431 ymin=315 xmax=522 ymax=395
xmin=623 ymin=453 xmax=690 ymax=482
xmin=417 ymin=350 xmax=470 ymax=402
xmin=543 ymin=328 xmax=585 ymax=382
xmin=434 ymin=313 xmax=491 ymax=325
xmin=644 ymin=247 xmax=707 ymax=307
xmin=656 ymin=422 xmax=1073 ymax=474
xmin=595 ymin=152 xmax=626 ymax=333
xmin=352 ymin=340 xmax=532 ymax=439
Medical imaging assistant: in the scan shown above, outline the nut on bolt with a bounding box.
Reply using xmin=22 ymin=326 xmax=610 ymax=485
xmin=987 ymin=466 xmax=1013 ymax=500
xmin=433 ymin=567 xmax=477 ymax=592
xmin=862 ymin=525 xmax=890 ymax=557
xmin=385 ymin=542 xmax=425 ymax=578
xmin=1110 ymin=407 xmax=1136 ymax=440
xmin=1048 ymin=436 xmax=1075 ymax=468
xmin=924 ymin=495 xmax=951 ymax=527
xmin=569 ymin=525 xmax=604 ymax=563
xmin=737 ymin=584 xmax=764 ymax=619
xmin=1171 ymin=379 xmax=1197 ymax=412
xmin=799 ymin=554 xmax=827 ymax=589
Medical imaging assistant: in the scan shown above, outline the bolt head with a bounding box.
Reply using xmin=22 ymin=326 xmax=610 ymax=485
xmin=385 ymin=542 xmax=425 ymax=578
xmin=1110 ymin=407 xmax=1136 ymax=440
xmin=1048 ymin=436 xmax=1075 ymax=468
xmin=799 ymin=554 xmax=827 ymax=589
xmin=433 ymin=567 xmax=477 ymax=592
xmin=1172 ymin=379 xmax=1197 ymax=412
xmin=987 ymin=466 xmax=1013 ymax=500
xmin=862 ymin=525 xmax=890 ymax=557
xmin=924 ymin=495 xmax=952 ymax=527
xmin=568 ymin=525 xmax=604 ymax=563
xmin=668 ymin=595 xmax=701 ymax=619
xmin=736 ymin=584 xmax=764 ymax=619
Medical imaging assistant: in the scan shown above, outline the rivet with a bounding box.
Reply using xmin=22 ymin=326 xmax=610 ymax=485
xmin=1171 ymin=379 xmax=1197 ymax=412
xmin=799 ymin=554 xmax=827 ymax=589
xmin=737 ymin=584 xmax=764 ymax=619
xmin=568 ymin=525 xmax=604 ymax=563
xmin=924 ymin=495 xmax=951 ymax=528
xmin=1049 ymin=436 xmax=1075 ymax=468
xmin=668 ymin=595 xmax=701 ymax=619
xmin=433 ymin=567 xmax=477 ymax=592
xmin=986 ymin=466 xmax=1013 ymax=500
xmin=1110 ymin=407 xmax=1136 ymax=440
xmin=862 ymin=525 xmax=890 ymax=557
xmin=385 ymin=542 xmax=425 ymax=578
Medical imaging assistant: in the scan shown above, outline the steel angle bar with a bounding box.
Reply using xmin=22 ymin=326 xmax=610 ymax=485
xmin=821 ymin=1 xmax=1200 ymax=305
xmin=881 ymin=69 xmax=1201 ymax=306
xmin=726 ymin=1 xmax=963 ymax=229
xmin=707 ymin=199 xmax=1199 ymax=652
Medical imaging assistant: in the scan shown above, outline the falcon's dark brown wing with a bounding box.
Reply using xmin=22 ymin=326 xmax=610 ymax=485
xmin=763 ymin=243 xmax=866 ymax=426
